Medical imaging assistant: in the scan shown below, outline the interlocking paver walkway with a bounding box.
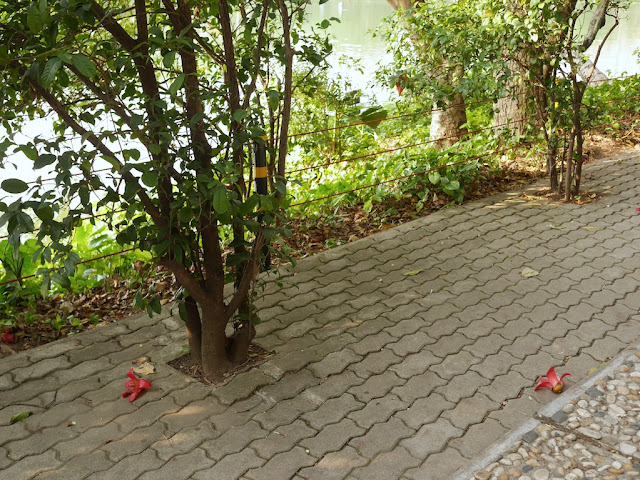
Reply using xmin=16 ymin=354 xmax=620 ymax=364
xmin=1 ymin=150 xmax=640 ymax=480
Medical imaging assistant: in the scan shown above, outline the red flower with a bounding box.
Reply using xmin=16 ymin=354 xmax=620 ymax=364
xmin=535 ymin=366 xmax=570 ymax=393
xmin=1 ymin=328 xmax=15 ymax=344
xmin=122 ymin=368 xmax=151 ymax=402
xmin=636 ymin=207 xmax=640 ymax=213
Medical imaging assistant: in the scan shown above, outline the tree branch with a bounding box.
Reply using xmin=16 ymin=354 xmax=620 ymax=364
xmin=580 ymin=0 xmax=609 ymax=51
xmin=225 ymin=231 xmax=264 ymax=318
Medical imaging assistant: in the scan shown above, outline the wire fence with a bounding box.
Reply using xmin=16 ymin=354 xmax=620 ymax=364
xmin=0 ymin=247 xmax=137 ymax=287
xmin=1 ymin=80 xmax=639 ymax=287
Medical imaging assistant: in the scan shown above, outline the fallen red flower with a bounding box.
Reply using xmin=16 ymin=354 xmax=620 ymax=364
xmin=122 ymin=368 xmax=151 ymax=402
xmin=636 ymin=207 xmax=640 ymax=212
xmin=535 ymin=366 xmax=570 ymax=393
xmin=1 ymin=328 xmax=14 ymax=344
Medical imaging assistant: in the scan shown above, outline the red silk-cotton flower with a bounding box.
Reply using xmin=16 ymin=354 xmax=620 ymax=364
xmin=122 ymin=368 xmax=151 ymax=402
xmin=535 ymin=366 xmax=570 ymax=393
xmin=1 ymin=328 xmax=14 ymax=344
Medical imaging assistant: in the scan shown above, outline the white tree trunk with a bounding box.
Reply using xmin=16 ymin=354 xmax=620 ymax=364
xmin=430 ymin=90 xmax=468 ymax=149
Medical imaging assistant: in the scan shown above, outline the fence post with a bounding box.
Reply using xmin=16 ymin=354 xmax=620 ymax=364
xmin=254 ymin=141 xmax=271 ymax=269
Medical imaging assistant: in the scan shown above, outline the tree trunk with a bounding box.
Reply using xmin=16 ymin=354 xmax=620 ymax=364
xmin=430 ymin=90 xmax=467 ymax=149
xmin=577 ymin=58 xmax=609 ymax=85
xmin=229 ymin=322 xmax=256 ymax=363
xmin=573 ymin=126 xmax=584 ymax=195
xmin=184 ymin=295 xmax=202 ymax=366
xmin=200 ymin=303 xmax=232 ymax=379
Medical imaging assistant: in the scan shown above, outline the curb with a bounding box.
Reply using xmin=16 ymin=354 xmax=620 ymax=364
xmin=452 ymin=338 xmax=640 ymax=480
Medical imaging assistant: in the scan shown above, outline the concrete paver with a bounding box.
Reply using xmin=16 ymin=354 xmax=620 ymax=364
xmin=1 ymin=151 xmax=640 ymax=479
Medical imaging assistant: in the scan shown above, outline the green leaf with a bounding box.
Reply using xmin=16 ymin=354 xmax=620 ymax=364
xmin=267 ymin=90 xmax=279 ymax=110
xmin=213 ymin=187 xmax=229 ymax=214
xmin=41 ymin=57 xmax=62 ymax=88
xmin=178 ymin=301 xmax=187 ymax=322
xmin=27 ymin=6 xmax=44 ymax=33
xmin=34 ymin=153 xmax=56 ymax=169
xmin=169 ymin=74 xmax=186 ymax=96
xmin=10 ymin=411 xmax=31 ymax=423
xmin=521 ymin=268 xmax=539 ymax=278
xmin=19 ymin=145 xmax=38 ymax=161
xmin=141 ymin=171 xmax=158 ymax=188
xmin=148 ymin=144 xmax=161 ymax=155
xmin=72 ymin=54 xmax=96 ymax=78
xmin=2 ymin=179 xmax=29 ymax=194
xmin=35 ymin=206 xmax=54 ymax=222
xmin=403 ymin=269 xmax=423 ymax=276
xmin=232 ymin=109 xmax=248 ymax=122
xmin=428 ymin=171 xmax=441 ymax=184
xmin=147 ymin=296 xmax=162 ymax=315
xmin=163 ymin=51 xmax=176 ymax=68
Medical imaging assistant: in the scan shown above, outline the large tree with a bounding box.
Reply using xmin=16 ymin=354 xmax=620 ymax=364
xmin=0 ymin=0 xmax=322 ymax=379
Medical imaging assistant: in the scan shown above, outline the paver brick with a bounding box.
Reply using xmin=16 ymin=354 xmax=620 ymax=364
xmin=348 ymin=349 xmax=402 ymax=378
xmin=55 ymin=422 xmax=121 ymax=461
xmin=302 ymin=393 xmax=364 ymax=430
xmin=309 ymin=349 xmax=361 ymax=378
xmin=349 ymin=371 xmax=405 ymax=403
xmin=138 ymin=448 xmax=215 ymax=480
xmin=389 ymin=350 xmax=440 ymax=379
xmin=348 ymin=331 xmax=396 ymax=356
xmin=429 ymin=332 xmax=474 ymax=357
xmin=12 ymin=356 xmax=72 ymax=384
xmin=395 ymin=392 xmax=454 ymax=430
xmin=258 ymin=369 xmax=321 ymax=403
xmin=488 ymin=394 xmax=545 ymax=430
xmin=91 ymin=449 xmax=164 ymax=480
xmin=478 ymin=370 xmax=529 ymax=403
xmin=101 ymin=422 xmax=167 ymax=462
xmin=404 ymin=446 xmax=469 ymax=480
xmin=303 ymin=371 xmax=365 ymax=404
xmin=391 ymin=371 xmax=446 ymax=403
xmin=250 ymin=420 xmax=317 ymax=459
xmin=311 ymin=333 xmax=358 ymax=358
xmin=298 ymin=446 xmax=367 ymax=480
xmin=253 ymin=396 xmax=315 ymax=430
xmin=449 ymin=417 xmax=508 ymax=459
xmin=348 ymin=394 xmax=408 ymax=430
xmin=349 ymin=416 xmax=414 ymax=459
xmin=300 ymin=418 xmax=365 ymax=457
xmin=35 ymin=449 xmax=113 ymax=480
xmin=200 ymin=420 xmax=268 ymax=461
xmin=350 ymin=446 xmax=421 ymax=480
xmin=401 ymin=417 xmax=462 ymax=458
xmin=245 ymin=446 xmax=316 ymax=480
xmin=1 ymin=450 xmax=61 ymax=479
xmin=434 ymin=371 xmax=490 ymax=403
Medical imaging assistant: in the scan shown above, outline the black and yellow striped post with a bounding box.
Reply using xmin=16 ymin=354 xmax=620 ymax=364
xmin=254 ymin=140 xmax=271 ymax=269
xmin=254 ymin=141 xmax=268 ymax=196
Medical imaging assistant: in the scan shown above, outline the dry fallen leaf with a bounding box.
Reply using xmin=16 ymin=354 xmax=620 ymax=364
xmin=522 ymin=268 xmax=539 ymax=278
xmin=132 ymin=357 xmax=156 ymax=376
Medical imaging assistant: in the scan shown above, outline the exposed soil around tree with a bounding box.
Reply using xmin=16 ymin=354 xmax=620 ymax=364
xmin=1 ymin=131 xmax=638 ymax=360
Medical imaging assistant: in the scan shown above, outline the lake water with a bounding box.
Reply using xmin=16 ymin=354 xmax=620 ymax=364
xmin=304 ymin=0 xmax=640 ymax=101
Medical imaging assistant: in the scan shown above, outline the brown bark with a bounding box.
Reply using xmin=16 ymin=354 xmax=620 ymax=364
xmin=184 ymin=295 xmax=202 ymax=366
xmin=200 ymin=303 xmax=232 ymax=379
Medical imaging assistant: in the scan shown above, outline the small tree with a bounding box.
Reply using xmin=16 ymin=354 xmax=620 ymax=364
xmin=380 ymin=0 xmax=506 ymax=148
xmin=483 ymin=0 xmax=623 ymax=196
xmin=0 ymin=0 xmax=324 ymax=379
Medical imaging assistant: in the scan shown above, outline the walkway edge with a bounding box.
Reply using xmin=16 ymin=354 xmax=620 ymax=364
xmin=452 ymin=338 xmax=640 ymax=480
